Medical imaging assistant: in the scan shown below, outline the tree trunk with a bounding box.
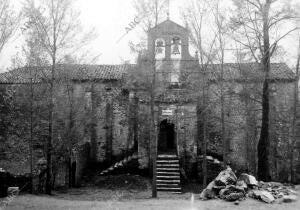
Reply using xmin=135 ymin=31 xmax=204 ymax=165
xmin=202 ymin=67 xmax=208 ymax=187
xmin=290 ymin=37 xmax=300 ymax=183
xmin=220 ymin=52 xmax=226 ymax=164
xmin=151 ymin=4 xmax=159 ymax=197
xmin=151 ymin=58 xmax=157 ymax=198
xmin=257 ymin=1 xmax=271 ymax=182
xmin=46 ymin=58 xmax=55 ymax=195
xmin=105 ymin=101 xmax=113 ymax=164
xmin=133 ymin=94 xmax=139 ymax=152
xmin=90 ymin=83 xmax=98 ymax=162
xmin=29 ymin=66 xmax=34 ymax=193
xmin=202 ymin=109 xmax=207 ymax=187
xmin=196 ymin=97 xmax=201 ymax=156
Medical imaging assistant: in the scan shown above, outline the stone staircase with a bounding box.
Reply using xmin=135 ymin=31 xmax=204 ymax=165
xmin=99 ymin=153 xmax=138 ymax=176
xmin=156 ymin=153 xmax=181 ymax=194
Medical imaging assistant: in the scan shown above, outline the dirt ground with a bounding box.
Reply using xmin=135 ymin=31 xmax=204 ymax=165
xmin=3 ymin=192 xmax=300 ymax=210
xmin=1 ymin=175 xmax=299 ymax=210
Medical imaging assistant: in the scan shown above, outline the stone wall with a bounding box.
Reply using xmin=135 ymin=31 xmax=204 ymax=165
xmin=135 ymin=101 xmax=198 ymax=174
xmin=137 ymin=103 xmax=151 ymax=169
xmin=72 ymin=142 xmax=90 ymax=186
xmin=1 ymin=74 xmax=297 ymax=183
xmin=294 ymin=87 xmax=300 ymax=183
xmin=176 ymin=105 xmax=197 ymax=176
xmin=206 ymin=81 xmax=295 ymax=179
xmin=56 ymin=81 xmax=131 ymax=164
xmin=53 ymin=142 xmax=90 ymax=187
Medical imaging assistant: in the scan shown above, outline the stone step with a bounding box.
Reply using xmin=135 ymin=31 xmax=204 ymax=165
xmin=157 ymin=179 xmax=180 ymax=183
xmin=156 ymin=175 xmax=180 ymax=179
xmin=157 ymin=158 xmax=179 ymax=161
xmin=157 ymin=171 xmax=180 ymax=175
xmin=157 ymin=183 xmax=180 ymax=187
xmin=160 ymin=191 xmax=182 ymax=194
xmin=157 ymin=167 xmax=180 ymax=172
xmin=157 ymin=160 xmax=179 ymax=164
xmin=157 ymin=187 xmax=182 ymax=192
xmin=157 ymin=158 xmax=178 ymax=161
xmin=157 ymin=164 xmax=179 ymax=168
xmin=157 ymin=154 xmax=177 ymax=158
xmin=156 ymin=154 xmax=181 ymax=195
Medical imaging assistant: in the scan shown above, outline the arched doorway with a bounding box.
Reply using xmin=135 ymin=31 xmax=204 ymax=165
xmin=158 ymin=119 xmax=176 ymax=153
xmin=71 ymin=161 xmax=76 ymax=187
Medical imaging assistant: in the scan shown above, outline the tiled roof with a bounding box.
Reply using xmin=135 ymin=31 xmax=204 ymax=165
xmin=205 ymin=63 xmax=295 ymax=81
xmin=0 ymin=62 xmax=294 ymax=84
xmin=0 ymin=64 xmax=132 ymax=84
xmin=136 ymin=63 xmax=294 ymax=104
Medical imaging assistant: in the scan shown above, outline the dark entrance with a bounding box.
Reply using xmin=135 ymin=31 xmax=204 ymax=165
xmin=158 ymin=119 xmax=176 ymax=152
xmin=71 ymin=161 xmax=76 ymax=187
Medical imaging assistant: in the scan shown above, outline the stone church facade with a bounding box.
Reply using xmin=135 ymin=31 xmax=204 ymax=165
xmin=0 ymin=19 xmax=299 ymax=186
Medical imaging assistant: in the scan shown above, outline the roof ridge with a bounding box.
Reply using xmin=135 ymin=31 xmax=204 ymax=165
xmin=149 ymin=19 xmax=187 ymax=31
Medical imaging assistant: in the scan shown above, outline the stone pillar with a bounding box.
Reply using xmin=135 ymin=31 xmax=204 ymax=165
xmin=295 ymin=103 xmax=300 ymax=182
xmin=105 ymin=101 xmax=113 ymax=164
xmin=90 ymin=83 xmax=98 ymax=162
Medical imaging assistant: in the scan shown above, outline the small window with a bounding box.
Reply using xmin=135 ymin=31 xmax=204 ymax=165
xmin=155 ymin=38 xmax=165 ymax=59
xmin=84 ymin=91 xmax=92 ymax=109
xmin=171 ymin=36 xmax=181 ymax=59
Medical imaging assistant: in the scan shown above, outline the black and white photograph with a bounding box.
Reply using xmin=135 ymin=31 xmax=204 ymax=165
xmin=0 ymin=0 xmax=300 ymax=209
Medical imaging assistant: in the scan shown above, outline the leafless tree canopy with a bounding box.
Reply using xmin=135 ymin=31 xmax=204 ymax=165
xmin=23 ymin=0 xmax=96 ymax=64
xmin=0 ymin=0 xmax=19 ymax=55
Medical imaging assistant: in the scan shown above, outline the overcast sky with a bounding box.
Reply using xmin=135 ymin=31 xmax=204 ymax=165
xmin=0 ymin=0 xmax=185 ymax=72
xmin=0 ymin=0 xmax=298 ymax=72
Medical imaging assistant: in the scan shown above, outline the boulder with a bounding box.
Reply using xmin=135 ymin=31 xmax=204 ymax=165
xmin=267 ymin=182 xmax=283 ymax=188
xmin=287 ymin=189 xmax=299 ymax=195
xmin=226 ymin=185 xmax=246 ymax=194
xmin=219 ymin=185 xmax=245 ymax=201
xmin=259 ymin=191 xmax=275 ymax=203
xmin=281 ymin=195 xmax=297 ymax=203
xmin=236 ymin=180 xmax=248 ymax=191
xmin=200 ymin=180 xmax=217 ymax=200
xmin=250 ymin=190 xmax=275 ymax=203
xmin=224 ymin=192 xmax=245 ymax=201
xmin=215 ymin=167 xmax=237 ymax=186
xmin=239 ymin=173 xmax=258 ymax=187
xmin=259 ymin=181 xmax=283 ymax=190
xmin=219 ymin=188 xmax=228 ymax=199
xmin=212 ymin=185 xmax=225 ymax=194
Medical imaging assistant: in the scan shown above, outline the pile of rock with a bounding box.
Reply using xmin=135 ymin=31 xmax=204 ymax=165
xmin=252 ymin=181 xmax=298 ymax=203
xmin=200 ymin=167 xmax=298 ymax=204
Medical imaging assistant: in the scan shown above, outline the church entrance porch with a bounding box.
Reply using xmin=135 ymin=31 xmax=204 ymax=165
xmin=158 ymin=119 xmax=176 ymax=153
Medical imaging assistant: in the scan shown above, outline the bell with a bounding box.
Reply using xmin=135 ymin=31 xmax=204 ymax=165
xmin=156 ymin=47 xmax=163 ymax=54
xmin=172 ymin=44 xmax=180 ymax=55
xmin=156 ymin=40 xmax=164 ymax=47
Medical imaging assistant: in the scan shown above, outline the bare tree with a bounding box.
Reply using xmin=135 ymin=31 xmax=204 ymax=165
xmin=291 ymin=34 xmax=300 ymax=183
xmin=230 ymin=0 xmax=299 ymax=181
xmin=211 ymin=0 xmax=230 ymax=165
xmin=131 ymin=0 xmax=170 ymax=197
xmin=25 ymin=27 xmax=50 ymax=193
xmin=23 ymin=0 xmax=96 ymax=194
xmin=129 ymin=0 xmax=169 ymax=55
xmin=183 ymin=0 xmax=221 ymax=187
xmin=133 ymin=0 xmax=168 ymax=31
xmin=0 ymin=0 xmax=19 ymax=55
